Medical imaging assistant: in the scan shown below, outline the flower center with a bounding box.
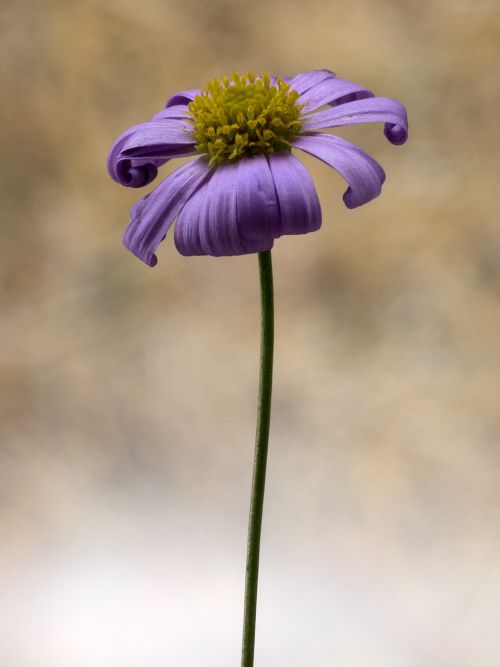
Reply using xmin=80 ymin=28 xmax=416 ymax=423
xmin=188 ymin=72 xmax=303 ymax=166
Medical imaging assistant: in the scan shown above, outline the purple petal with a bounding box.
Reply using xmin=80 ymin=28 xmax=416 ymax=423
xmin=290 ymin=69 xmax=335 ymax=95
xmin=165 ymin=89 xmax=200 ymax=108
xmin=151 ymin=105 xmax=192 ymax=121
xmin=173 ymin=186 xmax=206 ymax=256
xmin=123 ymin=157 xmax=211 ymax=266
xmin=236 ymin=155 xmax=282 ymax=240
xmin=120 ymin=120 xmax=197 ymax=159
xmin=294 ymin=134 xmax=386 ymax=208
xmin=107 ymin=118 xmax=197 ymax=187
xmin=298 ymin=73 xmax=374 ymax=112
xmin=302 ymin=97 xmax=408 ymax=145
xmin=108 ymin=123 xmax=166 ymax=188
xmin=267 ymin=153 xmax=322 ymax=235
xmin=174 ymin=164 xmax=274 ymax=257
xmin=383 ymin=123 xmax=407 ymax=145
xmin=113 ymin=158 xmax=161 ymax=188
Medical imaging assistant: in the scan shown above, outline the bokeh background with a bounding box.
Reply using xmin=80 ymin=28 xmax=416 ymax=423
xmin=1 ymin=0 xmax=499 ymax=665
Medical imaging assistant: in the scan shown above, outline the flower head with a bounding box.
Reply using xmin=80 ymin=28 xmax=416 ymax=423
xmin=107 ymin=69 xmax=408 ymax=266
xmin=189 ymin=73 xmax=302 ymax=165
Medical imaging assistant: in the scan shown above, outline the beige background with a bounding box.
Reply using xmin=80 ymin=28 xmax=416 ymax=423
xmin=1 ymin=0 xmax=499 ymax=665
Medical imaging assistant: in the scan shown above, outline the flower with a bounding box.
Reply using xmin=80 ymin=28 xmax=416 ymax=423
xmin=107 ymin=70 xmax=408 ymax=266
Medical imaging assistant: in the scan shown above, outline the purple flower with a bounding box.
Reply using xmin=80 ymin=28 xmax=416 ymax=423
xmin=107 ymin=70 xmax=408 ymax=266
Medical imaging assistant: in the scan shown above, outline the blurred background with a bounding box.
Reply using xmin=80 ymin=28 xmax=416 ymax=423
xmin=1 ymin=0 xmax=499 ymax=665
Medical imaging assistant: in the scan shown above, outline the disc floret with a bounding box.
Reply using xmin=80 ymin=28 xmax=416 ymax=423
xmin=189 ymin=72 xmax=303 ymax=166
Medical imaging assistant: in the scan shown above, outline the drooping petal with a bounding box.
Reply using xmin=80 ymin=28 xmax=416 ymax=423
xmin=290 ymin=69 xmax=335 ymax=95
xmin=294 ymin=134 xmax=386 ymax=208
xmin=298 ymin=73 xmax=374 ymax=112
xmin=120 ymin=120 xmax=197 ymax=160
xmin=174 ymin=163 xmax=274 ymax=257
xmin=173 ymin=185 xmax=206 ymax=256
xmin=107 ymin=123 xmax=166 ymax=188
xmin=301 ymin=96 xmax=408 ymax=145
xmin=123 ymin=157 xmax=211 ymax=266
xmin=236 ymin=155 xmax=282 ymax=240
xmin=267 ymin=153 xmax=322 ymax=235
xmin=166 ymin=89 xmax=200 ymax=108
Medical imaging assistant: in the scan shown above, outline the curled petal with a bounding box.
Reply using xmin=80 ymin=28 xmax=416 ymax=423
xmin=166 ymin=89 xmax=200 ymax=108
xmin=123 ymin=157 xmax=211 ymax=266
xmin=268 ymin=153 xmax=322 ymax=235
xmin=302 ymin=96 xmax=408 ymax=145
xmin=236 ymin=156 xmax=282 ymax=240
xmin=120 ymin=120 xmax=197 ymax=160
xmin=298 ymin=73 xmax=374 ymax=112
xmin=174 ymin=164 xmax=274 ymax=257
xmin=290 ymin=69 xmax=335 ymax=95
xmin=108 ymin=124 xmax=165 ymax=188
xmin=107 ymin=118 xmax=196 ymax=187
xmin=114 ymin=159 xmax=160 ymax=188
xmin=294 ymin=134 xmax=385 ymax=208
xmin=383 ymin=123 xmax=407 ymax=145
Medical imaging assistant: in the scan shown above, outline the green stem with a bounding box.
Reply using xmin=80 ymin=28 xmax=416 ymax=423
xmin=241 ymin=250 xmax=274 ymax=667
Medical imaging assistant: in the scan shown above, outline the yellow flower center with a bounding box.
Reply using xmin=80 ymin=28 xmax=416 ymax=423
xmin=188 ymin=72 xmax=303 ymax=166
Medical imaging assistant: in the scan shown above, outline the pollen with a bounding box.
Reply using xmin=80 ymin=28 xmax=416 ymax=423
xmin=188 ymin=72 xmax=303 ymax=166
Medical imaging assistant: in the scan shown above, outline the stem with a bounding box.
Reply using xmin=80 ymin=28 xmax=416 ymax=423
xmin=241 ymin=250 xmax=274 ymax=667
